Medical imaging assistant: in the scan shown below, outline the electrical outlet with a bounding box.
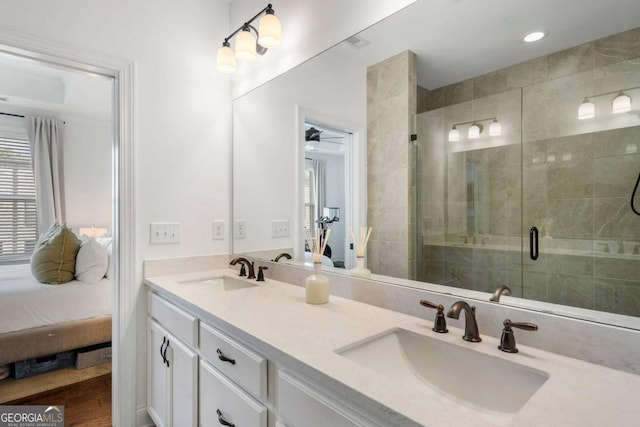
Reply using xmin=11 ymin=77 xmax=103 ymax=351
xmin=234 ymin=220 xmax=246 ymax=239
xmin=271 ymin=220 xmax=289 ymax=238
xmin=150 ymin=222 xmax=180 ymax=244
xmin=212 ymin=220 xmax=224 ymax=240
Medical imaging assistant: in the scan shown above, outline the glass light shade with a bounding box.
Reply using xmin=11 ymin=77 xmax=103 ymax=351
xmin=578 ymin=100 xmax=595 ymax=119
xmin=468 ymin=124 xmax=481 ymax=139
xmin=258 ymin=13 xmax=282 ymax=48
xmin=612 ymin=93 xmax=631 ymax=114
xmin=216 ymin=45 xmax=236 ymax=73
xmin=489 ymin=120 xmax=501 ymax=136
xmin=448 ymin=127 xmax=460 ymax=142
xmin=235 ymin=30 xmax=257 ymax=61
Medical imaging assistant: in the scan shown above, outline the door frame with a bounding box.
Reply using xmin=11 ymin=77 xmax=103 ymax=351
xmin=0 ymin=28 xmax=136 ymax=426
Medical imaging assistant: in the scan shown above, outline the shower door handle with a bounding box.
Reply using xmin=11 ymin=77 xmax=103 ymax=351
xmin=530 ymin=227 xmax=539 ymax=260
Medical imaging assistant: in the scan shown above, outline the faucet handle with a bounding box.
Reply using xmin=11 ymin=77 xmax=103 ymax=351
xmin=257 ymin=266 xmax=268 ymax=282
xmin=498 ymin=319 xmax=538 ymax=353
xmin=238 ymin=263 xmax=247 ymax=277
xmin=419 ymin=300 xmax=448 ymax=333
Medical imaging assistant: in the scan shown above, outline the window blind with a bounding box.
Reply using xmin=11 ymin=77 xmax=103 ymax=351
xmin=0 ymin=137 xmax=37 ymax=262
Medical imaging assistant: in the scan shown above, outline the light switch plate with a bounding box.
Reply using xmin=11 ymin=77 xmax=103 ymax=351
xmin=271 ymin=220 xmax=289 ymax=238
xmin=212 ymin=220 xmax=224 ymax=240
xmin=234 ymin=220 xmax=246 ymax=239
xmin=150 ymin=222 xmax=180 ymax=244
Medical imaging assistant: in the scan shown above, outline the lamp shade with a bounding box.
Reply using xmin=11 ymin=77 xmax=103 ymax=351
xmin=612 ymin=93 xmax=631 ymax=114
xmin=216 ymin=44 xmax=236 ymax=73
xmin=448 ymin=126 xmax=460 ymax=142
xmin=578 ymin=99 xmax=595 ymax=119
xmin=79 ymin=226 xmax=108 ymax=238
xmin=258 ymin=13 xmax=282 ymax=48
xmin=468 ymin=124 xmax=481 ymax=139
xmin=489 ymin=120 xmax=501 ymax=136
xmin=235 ymin=29 xmax=257 ymax=61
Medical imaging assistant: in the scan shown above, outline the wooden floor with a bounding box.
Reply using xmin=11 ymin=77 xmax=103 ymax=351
xmin=6 ymin=373 xmax=112 ymax=427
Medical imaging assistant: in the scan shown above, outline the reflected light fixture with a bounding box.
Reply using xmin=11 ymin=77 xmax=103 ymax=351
xmin=612 ymin=92 xmax=632 ymax=114
xmin=216 ymin=3 xmax=282 ymax=73
xmin=489 ymin=119 xmax=502 ymax=136
xmin=523 ymin=31 xmax=546 ymax=43
xmin=578 ymin=98 xmax=595 ymax=119
xmin=448 ymin=126 xmax=460 ymax=142
xmin=578 ymin=87 xmax=637 ymax=119
xmin=448 ymin=117 xmax=500 ymax=142
xmin=468 ymin=123 xmax=482 ymax=139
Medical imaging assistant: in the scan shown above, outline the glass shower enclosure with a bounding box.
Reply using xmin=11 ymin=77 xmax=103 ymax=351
xmin=416 ymin=29 xmax=640 ymax=317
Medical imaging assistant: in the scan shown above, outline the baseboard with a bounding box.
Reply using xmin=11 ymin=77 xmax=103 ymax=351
xmin=136 ymin=406 xmax=153 ymax=427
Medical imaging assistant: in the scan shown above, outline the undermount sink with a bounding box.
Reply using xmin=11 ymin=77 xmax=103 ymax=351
xmin=336 ymin=328 xmax=549 ymax=414
xmin=178 ymin=276 xmax=257 ymax=291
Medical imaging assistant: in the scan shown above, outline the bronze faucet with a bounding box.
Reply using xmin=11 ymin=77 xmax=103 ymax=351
xmin=490 ymin=285 xmax=512 ymax=302
xmin=447 ymin=301 xmax=481 ymax=342
xmin=272 ymin=252 xmax=292 ymax=262
xmin=498 ymin=319 xmax=538 ymax=353
xmin=229 ymin=257 xmax=256 ymax=279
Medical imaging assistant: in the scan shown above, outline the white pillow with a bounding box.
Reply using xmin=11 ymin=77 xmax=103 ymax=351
xmin=75 ymin=237 xmax=109 ymax=283
xmin=95 ymin=237 xmax=113 ymax=279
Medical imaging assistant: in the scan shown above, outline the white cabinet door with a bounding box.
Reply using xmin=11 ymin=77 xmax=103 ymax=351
xmin=148 ymin=319 xmax=170 ymax=427
xmin=168 ymin=335 xmax=198 ymax=427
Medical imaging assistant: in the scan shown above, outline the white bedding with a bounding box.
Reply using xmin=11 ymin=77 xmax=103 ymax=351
xmin=0 ymin=264 xmax=112 ymax=334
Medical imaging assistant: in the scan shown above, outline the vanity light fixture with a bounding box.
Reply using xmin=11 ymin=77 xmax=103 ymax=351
xmin=448 ymin=126 xmax=460 ymax=142
xmin=578 ymin=98 xmax=595 ymax=120
xmin=448 ymin=117 xmax=500 ymax=142
xmin=578 ymin=87 xmax=637 ymax=119
xmin=612 ymin=92 xmax=632 ymax=114
xmin=489 ymin=118 xmax=502 ymax=136
xmin=468 ymin=123 xmax=482 ymax=139
xmin=216 ymin=3 xmax=282 ymax=73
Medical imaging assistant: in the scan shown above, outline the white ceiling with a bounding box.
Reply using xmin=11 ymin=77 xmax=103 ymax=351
xmin=346 ymin=0 xmax=640 ymax=89
xmin=0 ymin=51 xmax=113 ymax=120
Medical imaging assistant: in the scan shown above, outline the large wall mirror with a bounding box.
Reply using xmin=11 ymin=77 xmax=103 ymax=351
xmin=233 ymin=0 xmax=640 ymax=328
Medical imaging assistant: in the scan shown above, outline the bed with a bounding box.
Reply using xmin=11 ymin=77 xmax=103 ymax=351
xmin=0 ymin=263 xmax=112 ymax=366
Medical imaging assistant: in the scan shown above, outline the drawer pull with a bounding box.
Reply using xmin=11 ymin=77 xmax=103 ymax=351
xmin=164 ymin=339 xmax=170 ymax=368
xmin=160 ymin=336 xmax=167 ymax=364
xmin=217 ymin=348 xmax=236 ymax=365
xmin=216 ymin=409 xmax=235 ymax=427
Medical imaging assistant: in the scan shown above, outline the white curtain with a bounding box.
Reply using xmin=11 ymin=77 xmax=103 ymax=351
xmin=312 ymin=159 xmax=326 ymax=225
xmin=28 ymin=117 xmax=65 ymax=234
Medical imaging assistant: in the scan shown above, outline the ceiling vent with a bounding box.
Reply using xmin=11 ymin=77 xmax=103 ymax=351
xmin=345 ymin=35 xmax=370 ymax=49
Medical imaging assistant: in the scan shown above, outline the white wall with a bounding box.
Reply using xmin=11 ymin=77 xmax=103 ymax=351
xmin=229 ymin=0 xmax=416 ymax=98
xmin=233 ymin=43 xmax=366 ymax=256
xmin=0 ymin=0 xmax=232 ymax=421
xmin=63 ymin=116 xmax=113 ymax=234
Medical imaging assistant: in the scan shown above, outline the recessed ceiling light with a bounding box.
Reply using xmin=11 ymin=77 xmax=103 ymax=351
xmin=523 ymin=31 xmax=546 ymax=43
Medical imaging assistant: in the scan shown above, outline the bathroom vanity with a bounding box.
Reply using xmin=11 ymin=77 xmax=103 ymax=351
xmin=145 ymin=264 xmax=640 ymax=427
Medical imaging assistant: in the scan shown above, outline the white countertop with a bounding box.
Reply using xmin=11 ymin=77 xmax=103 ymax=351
xmin=145 ymin=269 xmax=640 ymax=427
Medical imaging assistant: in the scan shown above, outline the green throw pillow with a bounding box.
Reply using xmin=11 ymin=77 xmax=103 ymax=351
xmin=31 ymin=223 xmax=82 ymax=284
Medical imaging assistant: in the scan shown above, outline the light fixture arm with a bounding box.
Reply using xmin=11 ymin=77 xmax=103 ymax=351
xmin=222 ymin=3 xmax=274 ymax=55
xmin=451 ymin=117 xmax=497 ymax=128
xmin=584 ymin=86 xmax=640 ymax=101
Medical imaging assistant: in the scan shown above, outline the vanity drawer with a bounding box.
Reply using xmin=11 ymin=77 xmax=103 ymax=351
xmin=200 ymin=322 xmax=267 ymax=400
xmin=200 ymin=360 xmax=267 ymax=427
xmin=148 ymin=293 xmax=198 ymax=348
xmin=278 ymin=371 xmax=377 ymax=427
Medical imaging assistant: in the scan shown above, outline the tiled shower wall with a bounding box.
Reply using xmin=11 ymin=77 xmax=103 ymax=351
xmin=366 ymin=50 xmax=417 ymax=279
xmin=417 ymin=27 xmax=640 ymax=316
